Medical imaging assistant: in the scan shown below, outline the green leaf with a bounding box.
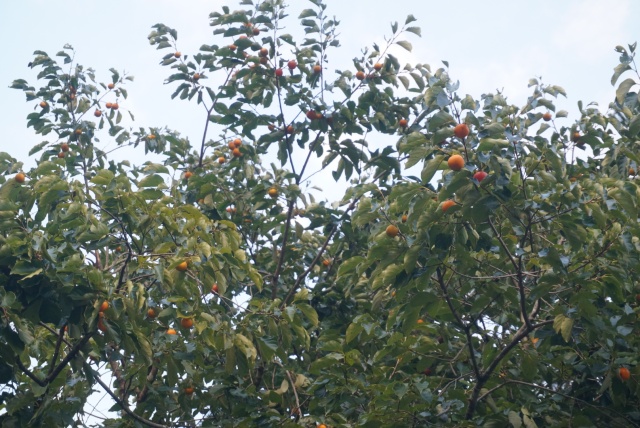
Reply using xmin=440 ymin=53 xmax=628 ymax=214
xmin=612 ymin=63 xmax=632 ymax=85
xmin=298 ymin=9 xmax=317 ymax=18
xmin=405 ymin=26 xmax=421 ymax=37
xmin=234 ymin=333 xmax=257 ymax=365
xmin=296 ymin=303 xmax=318 ymax=327
xmin=615 ymin=77 xmax=637 ymax=104
xmin=553 ymin=314 xmax=573 ymax=342
xmin=90 ymin=169 xmax=115 ymax=185
xmin=396 ymin=41 xmax=412 ymax=52
xmin=345 ymin=322 xmax=363 ymax=344
xmin=508 ymin=411 xmax=522 ymax=428
xmin=137 ymin=174 xmax=165 ymax=188
xmin=420 ymin=155 xmax=444 ymax=184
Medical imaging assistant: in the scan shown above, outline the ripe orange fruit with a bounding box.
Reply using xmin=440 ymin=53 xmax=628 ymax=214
xmin=58 ymin=152 xmax=66 ymax=159
xmin=268 ymin=187 xmax=278 ymax=198
xmin=442 ymin=200 xmax=456 ymax=212
xmin=447 ymin=154 xmax=465 ymax=171
xmin=268 ymin=124 xmax=276 ymax=131
xmin=417 ymin=319 xmax=424 ymax=324
xmin=180 ymin=318 xmax=194 ymax=329
xmin=473 ymin=171 xmax=487 ymax=182
xmin=259 ymin=48 xmax=268 ymax=57
xmin=115 ymin=246 xmax=122 ymax=251
xmin=619 ymin=367 xmax=631 ymax=381
xmin=398 ymin=118 xmax=408 ymax=127
xmin=401 ymin=214 xmax=408 ymax=223
xmin=386 ymin=224 xmax=399 ymax=238
xmin=355 ymin=71 xmax=366 ymax=80
xmin=318 ymin=424 xmax=327 ymax=428
xmin=39 ymin=101 xmax=47 ymax=108
xmin=233 ymin=138 xmax=242 ymax=148
xmin=94 ymin=109 xmax=102 ymax=117
xmin=232 ymin=148 xmax=242 ymax=157
xmin=174 ymin=52 xmax=181 ymax=58
xmin=211 ymin=284 xmax=219 ymax=294
xmin=74 ymin=129 xmax=82 ymax=135
xmin=286 ymin=125 xmax=294 ymax=134
xmin=184 ymin=171 xmax=193 ymax=180
xmin=100 ymin=301 xmax=109 ymax=312
xmin=147 ymin=308 xmax=157 ymax=318
xmin=176 ymin=261 xmax=188 ymax=272
xmin=98 ymin=320 xmax=107 ymax=332
xmin=184 ymin=386 xmax=195 ymax=395
xmin=287 ymin=60 xmax=297 ymax=70
xmin=229 ymin=44 xmax=237 ymax=51
xmin=107 ymin=83 xmax=115 ymax=89
xmin=14 ymin=172 xmax=26 ymax=183
xmin=218 ymin=156 xmax=225 ymax=164
xmin=423 ymin=368 xmax=432 ymax=376
xmin=313 ymin=64 xmax=322 ymax=74
xmin=112 ymin=103 xmax=119 ymax=110
xmin=572 ymin=131 xmax=581 ymax=142
xmin=322 ymin=259 xmax=331 ymax=267
xmin=228 ymin=141 xmax=236 ymax=150
xmin=542 ymin=112 xmax=552 ymax=121
xmin=167 ymin=328 xmax=177 ymax=335
xmin=629 ymin=168 xmax=636 ymax=176
xmin=226 ymin=207 xmax=236 ymax=214
xmin=193 ymin=73 xmax=201 ymax=81
xmin=453 ymin=123 xmax=469 ymax=139
xmin=148 ymin=134 xmax=156 ymax=140
xmin=374 ymin=63 xmax=383 ymax=71
xmin=275 ymin=68 xmax=283 ymax=77
xmin=253 ymin=27 xmax=260 ymax=36
xmin=105 ymin=102 xmax=113 ymax=109
xmin=307 ymin=110 xmax=318 ymax=120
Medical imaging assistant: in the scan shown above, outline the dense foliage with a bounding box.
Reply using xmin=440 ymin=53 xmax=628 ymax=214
xmin=1 ymin=0 xmax=639 ymax=426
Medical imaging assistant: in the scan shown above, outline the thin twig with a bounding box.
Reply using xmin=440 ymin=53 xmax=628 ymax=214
xmin=92 ymin=368 xmax=169 ymax=428
xmin=478 ymin=379 xmax=639 ymax=428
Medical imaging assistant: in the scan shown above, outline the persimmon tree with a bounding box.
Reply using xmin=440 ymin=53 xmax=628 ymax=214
xmin=1 ymin=0 xmax=640 ymax=426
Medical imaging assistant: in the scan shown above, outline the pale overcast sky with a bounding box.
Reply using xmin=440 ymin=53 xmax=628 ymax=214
xmin=1 ymin=0 xmax=638 ymax=169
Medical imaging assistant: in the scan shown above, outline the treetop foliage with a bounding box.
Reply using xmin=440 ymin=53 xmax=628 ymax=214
xmin=1 ymin=0 xmax=640 ymax=426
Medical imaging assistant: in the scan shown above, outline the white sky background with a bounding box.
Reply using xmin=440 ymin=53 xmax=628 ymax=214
xmin=0 ymin=0 xmax=638 ymax=425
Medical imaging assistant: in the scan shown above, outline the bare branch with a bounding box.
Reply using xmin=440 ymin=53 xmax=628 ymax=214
xmin=478 ymin=379 xmax=639 ymax=428
xmin=280 ymin=197 xmax=359 ymax=307
xmin=92 ymin=367 xmax=169 ymax=428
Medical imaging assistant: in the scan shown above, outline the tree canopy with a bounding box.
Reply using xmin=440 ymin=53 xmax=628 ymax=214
xmin=1 ymin=0 xmax=640 ymax=426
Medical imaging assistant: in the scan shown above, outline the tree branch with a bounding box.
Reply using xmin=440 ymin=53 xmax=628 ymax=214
xmin=465 ymin=319 xmax=554 ymax=419
xmin=478 ymin=379 xmax=639 ymax=428
xmin=47 ymin=325 xmax=66 ymax=376
xmin=92 ymin=368 xmax=169 ymax=428
xmin=15 ymin=357 xmax=47 ymax=387
xmin=435 ymin=267 xmax=481 ymax=381
xmin=137 ymin=365 xmax=159 ymax=403
xmin=198 ymin=69 xmax=234 ymax=168
xmin=280 ymin=196 xmax=359 ymax=308
xmin=45 ymin=331 xmax=94 ymax=384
